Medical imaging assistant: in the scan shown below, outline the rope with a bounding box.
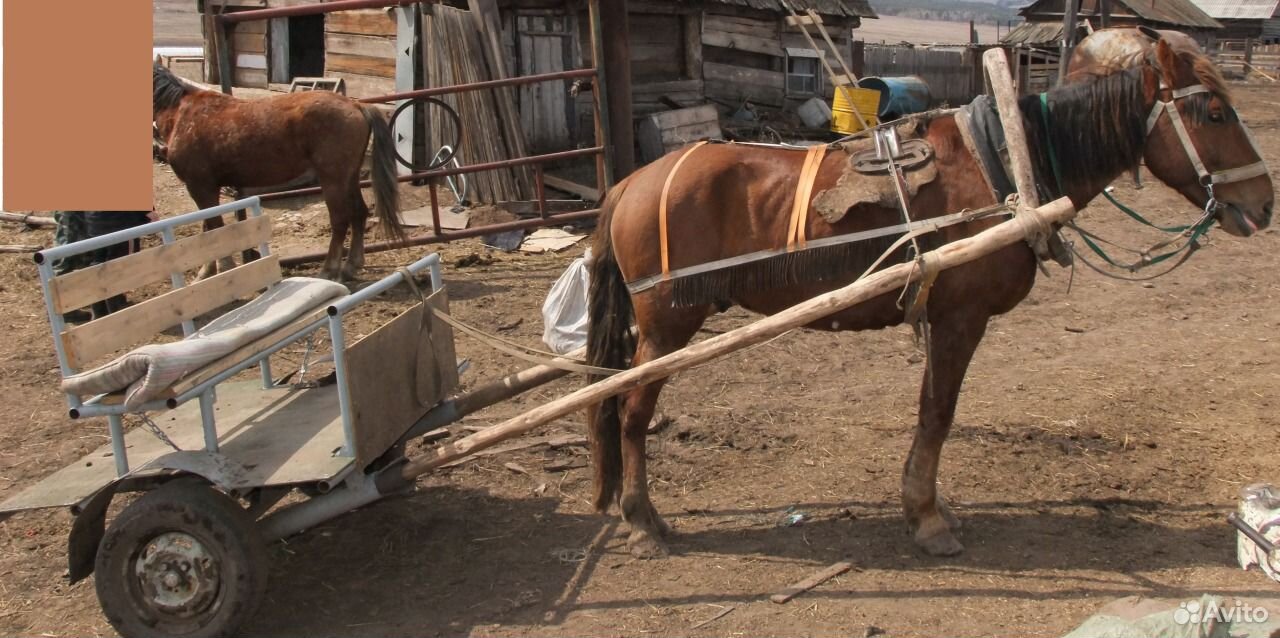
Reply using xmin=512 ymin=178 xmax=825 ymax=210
xmin=394 ymin=268 xmax=624 ymax=376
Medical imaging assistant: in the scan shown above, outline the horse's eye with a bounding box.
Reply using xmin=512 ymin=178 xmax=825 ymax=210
xmin=1209 ymin=110 xmax=1225 ymax=123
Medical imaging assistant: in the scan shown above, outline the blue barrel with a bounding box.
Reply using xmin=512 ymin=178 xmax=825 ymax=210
xmin=856 ymin=76 xmax=931 ymax=121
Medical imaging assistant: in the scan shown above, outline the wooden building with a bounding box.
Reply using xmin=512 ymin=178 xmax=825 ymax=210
xmin=1191 ymin=0 xmax=1280 ymax=42
xmin=1002 ymin=0 xmax=1222 ymax=46
xmin=197 ymin=1 xmax=399 ymax=96
xmin=504 ymin=0 xmax=877 ymax=150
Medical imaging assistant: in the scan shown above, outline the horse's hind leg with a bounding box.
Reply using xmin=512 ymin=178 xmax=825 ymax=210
xmin=188 ymin=184 xmax=234 ymax=279
xmin=235 ymin=210 xmax=261 ymax=263
xmin=344 ymin=180 xmax=371 ymax=276
xmin=318 ymin=181 xmax=353 ymax=281
xmin=619 ymin=308 xmax=706 ymax=558
xmin=901 ymin=311 xmax=988 ymax=557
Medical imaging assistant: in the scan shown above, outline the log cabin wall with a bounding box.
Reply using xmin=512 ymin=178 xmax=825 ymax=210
xmin=201 ymin=1 xmax=398 ymax=97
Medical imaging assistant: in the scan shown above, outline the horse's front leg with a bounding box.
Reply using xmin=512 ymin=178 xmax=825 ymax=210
xmin=901 ymin=311 xmax=988 ymax=556
xmin=190 ymin=184 xmax=233 ymax=280
xmin=236 ymin=210 xmax=261 ymax=263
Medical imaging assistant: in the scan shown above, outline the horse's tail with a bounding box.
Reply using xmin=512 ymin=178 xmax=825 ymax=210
xmin=586 ymin=179 xmax=635 ymax=513
xmin=360 ymin=104 xmax=405 ymax=244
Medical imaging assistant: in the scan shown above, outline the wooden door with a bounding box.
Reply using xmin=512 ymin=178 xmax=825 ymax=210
xmin=517 ymin=14 xmax=574 ymax=152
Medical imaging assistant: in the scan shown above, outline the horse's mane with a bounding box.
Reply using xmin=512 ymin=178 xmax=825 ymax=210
xmin=153 ymin=63 xmax=193 ymax=114
xmin=1019 ymin=65 xmax=1149 ymax=198
xmin=1021 ymin=47 xmax=1235 ymax=199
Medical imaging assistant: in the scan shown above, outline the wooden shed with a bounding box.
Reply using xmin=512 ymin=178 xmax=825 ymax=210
xmin=1191 ymin=0 xmax=1280 ymax=43
xmin=1002 ymin=0 xmax=1222 ymax=46
xmin=197 ymin=0 xmax=399 ymax=96
xmin=492 ymin=0 xmax=876 ymax=152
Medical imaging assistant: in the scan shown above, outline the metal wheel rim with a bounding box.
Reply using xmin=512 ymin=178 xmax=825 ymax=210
xmin=131 ymin=531 xmax=222 ymax=623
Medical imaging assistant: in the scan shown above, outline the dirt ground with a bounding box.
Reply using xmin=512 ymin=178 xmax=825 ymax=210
xmin=2 ymin=83 xmax=1280 ymax=636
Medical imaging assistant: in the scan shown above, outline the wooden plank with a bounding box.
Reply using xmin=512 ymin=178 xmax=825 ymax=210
xmin=770 ymin=562 xmax=852 ymax=604
xmin=325 ymin=52 xmax=395 ymax=78
xmin=231 ymin=19 xmax=267 ymax=35
xmin=232 ymin=31 xmax=266 ymax=54
xmin=543 ymin=174 xmax=600 ymax=201
xmin=236 ymin=53 xmax=268 ymax=69
xmin=705 ymin=13 xmax=777 ymax=40
xmin=234 ymin=67 xmax=268 ymax=88
xmin=327 ymin=9 xmax=397 ymax=37
xmin=50 ymin=214 xmax=272 ymax=314
xmin=328 ymin=71 xmax=394 ymax=98
xmin=785 ymin=14 xmax=822 ymax=26
xmin=325 ymin=32 xmax=396 ymax=59
xmin=703 ymin=61 xmax=785 ymax=106
xmin=62 ymin=256 xmax=282 ymax=369
xmin=346 ymin=288 xmax=458 ymax=466
xmin=393 ymin=197 xmax=1080 ymax=478
xmin=702 ymin=30 xmax=783 ymax=57
xmin=684 ymin=14 xmax=703 ymax=80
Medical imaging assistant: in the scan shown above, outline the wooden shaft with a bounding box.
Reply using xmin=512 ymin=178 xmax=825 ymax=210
xmin=982 ymin=48 xmax=1040 ymax=208
xmin=396 ymin=197 xmax=1078 ymax=481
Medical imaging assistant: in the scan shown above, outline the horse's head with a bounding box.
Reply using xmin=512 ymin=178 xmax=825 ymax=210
xmin=1140 ymin=36 xmax=1274 ymax=237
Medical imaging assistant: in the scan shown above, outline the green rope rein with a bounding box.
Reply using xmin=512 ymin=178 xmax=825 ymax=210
xmin=1037 ymin=93 xmax=1214 ymax=271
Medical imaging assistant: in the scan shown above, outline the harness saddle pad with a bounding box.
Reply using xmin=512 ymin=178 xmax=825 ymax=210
xmin=812 ymin=118 xmax=939 ymax=224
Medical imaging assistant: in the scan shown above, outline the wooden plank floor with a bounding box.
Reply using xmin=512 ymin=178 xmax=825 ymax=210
xmin=1 ymin=380 xmax=352 ymax=513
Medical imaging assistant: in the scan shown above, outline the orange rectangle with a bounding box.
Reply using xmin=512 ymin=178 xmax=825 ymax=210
xmin=4 ymin=1 xmax=153 ymax=211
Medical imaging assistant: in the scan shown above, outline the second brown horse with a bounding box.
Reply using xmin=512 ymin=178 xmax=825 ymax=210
xmin=152 ymin=63 xmax=403 ymax=280
xmin=587 ymin=37 xmax=1273 ymax=558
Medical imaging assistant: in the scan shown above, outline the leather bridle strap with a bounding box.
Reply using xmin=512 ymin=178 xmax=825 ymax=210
xmin=658 ymin=140 xmax=710 ymax=278
xmin=1147 ymin=83 xmax=1269 ymax=186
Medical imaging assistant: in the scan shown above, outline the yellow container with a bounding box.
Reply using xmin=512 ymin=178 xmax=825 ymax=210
xmin=830 ymin=85 xmax=880 ymax=134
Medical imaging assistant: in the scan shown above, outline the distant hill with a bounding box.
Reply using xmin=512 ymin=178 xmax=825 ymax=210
xmin=869 ymin=0 xmax=1026 ymax=24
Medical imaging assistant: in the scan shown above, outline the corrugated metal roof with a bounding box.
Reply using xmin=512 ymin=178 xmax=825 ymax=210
xmin=1019 ymin=0 xmax=1221 ymax=28
xmin=704 ymin=0 xmax=877 ymax=18
xmin=1001 ymin=21 xmax=1065 ymax=43
xmin=1190 ymin=0 xmax=1280 ymax=20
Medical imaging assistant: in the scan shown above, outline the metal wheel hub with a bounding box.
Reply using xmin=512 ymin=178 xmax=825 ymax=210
xmin=134 ymin=532 xmax=219 ymax=617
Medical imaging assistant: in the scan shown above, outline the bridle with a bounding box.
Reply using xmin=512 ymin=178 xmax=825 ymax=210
xmin=1041 ymin=58 xmax=1271 ymax=280
xmin=1145 ymin=78 xmax=1269 ymax=214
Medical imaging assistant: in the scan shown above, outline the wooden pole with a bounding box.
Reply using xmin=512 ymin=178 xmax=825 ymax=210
xmin=983 ymin=48 xmax=1040 ymax=208
xmin=1099 ymin=0 xmax=1111 ymax=29
xmin=0 ymin=212 xmax=55 ymax=227
xmin=395 ymin=196 xmax=1078 ymax=481
xmin=597 ymin=0 xmax=634 ymax=179
xmin=1059 ymin=0 xmax=1079 ymax=83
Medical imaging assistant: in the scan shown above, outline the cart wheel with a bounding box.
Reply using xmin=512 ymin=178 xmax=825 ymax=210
xmin=95 ymin=480 xmax=268 ymax=638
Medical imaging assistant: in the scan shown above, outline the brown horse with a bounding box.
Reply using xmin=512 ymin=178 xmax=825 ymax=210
xmin=152 ymin=63 xmax=403 ymax=280
xmin=586 ymin=37 xmax=1274 ymax=558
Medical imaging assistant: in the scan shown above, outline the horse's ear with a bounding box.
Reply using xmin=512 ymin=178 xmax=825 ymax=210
xmin=1154 ymin=37 xmax=1180 ymax=88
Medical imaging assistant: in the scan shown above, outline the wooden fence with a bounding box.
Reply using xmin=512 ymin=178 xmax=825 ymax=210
xmin=854 ymin=42 xmax=1061 ymax=109
xmin=1211 ymin=39 xmax=1280 ymax=81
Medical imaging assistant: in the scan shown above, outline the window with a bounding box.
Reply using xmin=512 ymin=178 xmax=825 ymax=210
xmin=785 ymin=48 xmax=822 ymax=96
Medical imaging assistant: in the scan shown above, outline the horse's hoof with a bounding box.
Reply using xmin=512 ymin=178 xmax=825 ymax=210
xmin=916 ymin=529 xmax=964 ymax=557
xmin=627 ymin=530 xmax=669 ymax=559
xmin=937 ymin=496 xmax=962 ymax=531
xmin=340 ymin=264 xmax=358 ymax=282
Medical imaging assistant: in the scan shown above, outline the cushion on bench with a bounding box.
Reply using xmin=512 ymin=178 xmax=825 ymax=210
xmin=61 ymin=277 xmax=349 ymax=410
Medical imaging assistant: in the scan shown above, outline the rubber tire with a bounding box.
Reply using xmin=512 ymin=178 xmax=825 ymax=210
xmin=94 ymin=481 xmax=268 ymax=638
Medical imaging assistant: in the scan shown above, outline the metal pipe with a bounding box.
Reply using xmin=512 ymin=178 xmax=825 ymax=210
xmin=326 ymin=253 xmax=441 ymax=316
xmin=281 ymin=210 xmax=599 ymax=267
xmin=108 ymin=415 xmax=129 ymax=476
xmin=218 ymin=0 xmax=420 ymax=23
xmin=328 ymin=315 xmax=357 ymax=456
xmin=257 ymin=147 xmax=604 ymax=202
xmin=259 ymin=472 xmax=386 ymax=540
xmin=1229 ymin=513 xmax=1277 ymax=554
xmin=360 ymin=68 xmax=598 ymax=104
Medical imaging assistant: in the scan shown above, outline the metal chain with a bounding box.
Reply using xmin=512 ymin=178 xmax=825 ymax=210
xmin=139 ymin=413 xmax=182 ymax=451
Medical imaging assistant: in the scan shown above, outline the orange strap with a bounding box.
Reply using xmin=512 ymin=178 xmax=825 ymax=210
xmin=787 ymin=145 xmax=828 ymax=249
xmin=659 ymin=141 xmax=710 ymax=277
